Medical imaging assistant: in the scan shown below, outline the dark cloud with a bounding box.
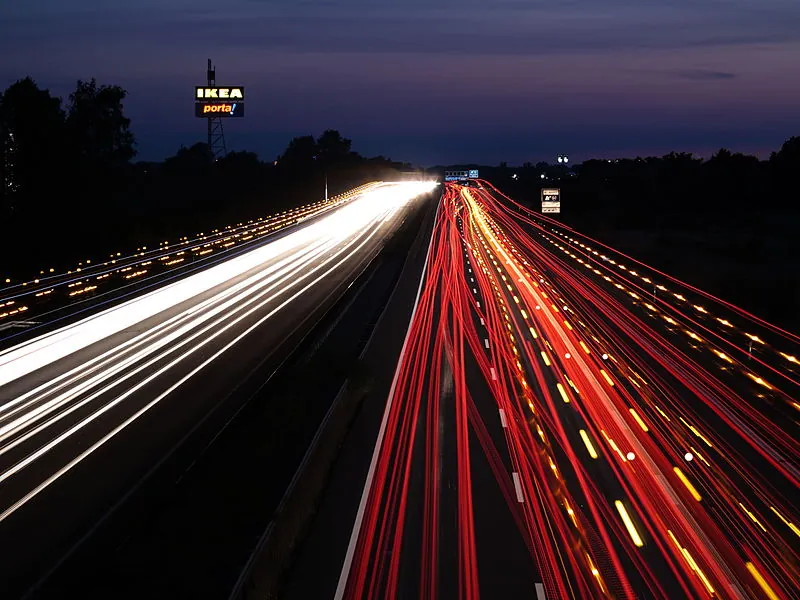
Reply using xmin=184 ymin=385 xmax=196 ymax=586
xmin=2 ymin=1 xmax=799 ymax=163
xmin=678 ymin=70 xmax=737 ymax=80
xmin=4 ymin=1 xmax=800 ymax=57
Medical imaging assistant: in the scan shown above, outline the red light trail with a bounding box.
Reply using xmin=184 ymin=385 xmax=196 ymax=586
xmin=338 ymin=181 xmax=799 ymax=599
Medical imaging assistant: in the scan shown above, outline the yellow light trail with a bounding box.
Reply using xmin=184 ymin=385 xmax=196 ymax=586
xmin=556 ymin=383 xmax=570 ymax=403
xmin=745 ymin=562 xmax=779 ymax=600
xmin=673 ymin=467 xmax=702 ymax=501
xmin=738 ymin=502 xmax=767 ymax=532
xmin=579 ymin=429 xmax=598 ymax=458
xmin=769 ymin=506 xmax=800 ymax=539
xmin=629 ymin=408 xmax=650 ymax=432
xmin=666 ymin=530 xmax=715 ymax=595
xmin=614 ymin=501 xmax=644 ymax=547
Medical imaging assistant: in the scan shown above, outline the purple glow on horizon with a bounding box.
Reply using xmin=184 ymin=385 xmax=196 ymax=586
xmin=2 ymin=0 xmax=799 ymax=163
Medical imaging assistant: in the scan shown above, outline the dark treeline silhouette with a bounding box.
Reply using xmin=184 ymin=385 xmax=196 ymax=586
xmin=0 ymin=77 xmax=415 ymax=279
xmin=440 ymin=141 xmax=800 ymax=330
xmin=436 ymin=140 xmax=799 ymax=230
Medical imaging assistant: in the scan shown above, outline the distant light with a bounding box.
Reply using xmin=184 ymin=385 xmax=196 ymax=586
xmin=565 ymin=353 xmax=571 ymax=359
xmin=684 ymin=452 xmax=694 ymax=462
xmin=602 ymin=353 xmax=609 ymax=360
xmin=626 ymin=452 xmax=636 ymax=461
xmin=540 ymin=173 xmax=546 ymax=179
xmin=4 ymin=278 xmax=9 ymax=284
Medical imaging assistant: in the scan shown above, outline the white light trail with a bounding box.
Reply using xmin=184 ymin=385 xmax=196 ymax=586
xmin=0 ymin=182 xmax=435 ymax=390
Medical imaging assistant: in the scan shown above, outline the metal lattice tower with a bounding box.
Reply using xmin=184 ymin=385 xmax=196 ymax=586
xmin=206 ymin=59 xmax=227 ymax=160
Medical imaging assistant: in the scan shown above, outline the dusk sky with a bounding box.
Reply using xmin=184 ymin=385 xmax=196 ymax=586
xmin=3 ymin=0 xmax=800 ymax=165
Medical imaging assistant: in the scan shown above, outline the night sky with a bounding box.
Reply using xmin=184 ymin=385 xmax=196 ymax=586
xmin=3 ymin=0 xmax=800 ymax=165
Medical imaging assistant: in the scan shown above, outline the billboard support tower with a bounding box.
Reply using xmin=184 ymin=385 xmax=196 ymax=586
xmin=206 ymin=59 xmax=227 ymax=160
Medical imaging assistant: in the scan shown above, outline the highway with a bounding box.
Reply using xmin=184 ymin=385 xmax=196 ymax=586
xmin=0 ymin=181 xmax=435 ymax=597
xmin=290 ymin=181 xmax=799 ymax=599
xmin=0 ymin=183 xmax=378 ymax=351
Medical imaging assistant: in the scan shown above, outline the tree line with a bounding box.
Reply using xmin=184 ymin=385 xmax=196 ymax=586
xmin=478 ymin=141 xmax=800 ymax=331
xmin=470 ymin=139 xmax=800 ymax=232
xmin=0 ymin=77 xmax=415 ymax=279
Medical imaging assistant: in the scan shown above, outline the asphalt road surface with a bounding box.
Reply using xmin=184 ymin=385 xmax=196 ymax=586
xmin=0 ymin=184 xmax=376 ymax=353
xmin=288 ymin=181 xmax=799 ymax=600
xmin=0 ymin=181 xmax=435 ymax=598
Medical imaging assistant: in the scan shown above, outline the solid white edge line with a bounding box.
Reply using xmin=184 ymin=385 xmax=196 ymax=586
xmin=333 ymin=198 xmax=439 ymax=600
xmin=535 ymin=582 xmax=547 ymax=600
xmin=512 ymin=472 xmax=525 ymax=503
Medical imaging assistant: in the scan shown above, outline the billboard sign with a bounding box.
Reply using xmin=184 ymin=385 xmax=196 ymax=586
xmin=444 ymin=169 xmax=479 ymax=181
xmin=445 ymin=170 xmax=469 ymax=181
xmin=541 ymin=188 xmax=561 ymax=214
xmin=195 ymin=86 xmax=245 ymax=100
xmin=195 ymin=102 xmax=244 ymax=118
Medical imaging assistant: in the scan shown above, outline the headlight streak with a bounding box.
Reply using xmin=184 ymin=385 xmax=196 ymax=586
xmin=0 ymin=237 xmax=335 ymax=448
xmin=0 ymin=181 xmax=434 ymax=523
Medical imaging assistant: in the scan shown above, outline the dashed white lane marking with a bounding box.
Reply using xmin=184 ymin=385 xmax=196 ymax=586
xmin=535 ymin=582 xmax=547 ymax=599
xmin=484 ymin=338 xmax=490 ymax=349
xmin=512 ymin=472 xmax=525 ymax=503
xmin=499 ymin=408 xmax=508 ymax=428
xmin=490 ymin=367 xmax=497 ymax=380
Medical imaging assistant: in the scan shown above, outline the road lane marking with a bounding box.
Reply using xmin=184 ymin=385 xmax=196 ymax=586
xmin=484 ymin=338 xmax=490 ymax=349
xmin=499 ymin=408 xmax=508 ymax=428
xmin=334 ymin=198 xmax=438 ymax=600
xmin=512 ymin=472 xmax=524 ymax=503
xmin=0 ymin=205 xmax=400 ymax=518
xmin=535 ymin=582 xmax=547 ymax=599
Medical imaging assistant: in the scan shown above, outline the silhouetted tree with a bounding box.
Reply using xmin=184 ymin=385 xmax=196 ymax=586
xmin=67 ymin=78 xmax=136 ymax=170
xmin=0 ymin=77 xmax=66 ymax=222
xmin=215 ymin=150 xmax=262 ymax=179
xmin=279 ymin=135 xmax=317 ymax=171
xmin=316 ymin=129 xmax=352 ymax=165
xmin=710 ymin=148 xmax=733 ymax=161
xmin=162 ymin=143 xmax=213 ymax=177
xmin=215 ymin=150 xmax=264 ymax=196
xmin=769 ymin=136 xmax=800 ymax=206
xmin=770 ymin=136 xmax=800 ymax=166
xmin=0 ymin=78 xmax=69 ymax=269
